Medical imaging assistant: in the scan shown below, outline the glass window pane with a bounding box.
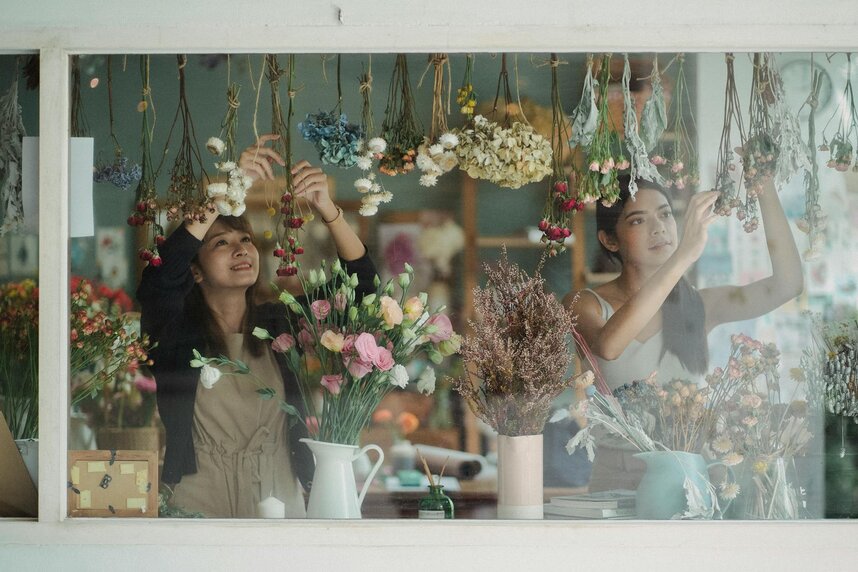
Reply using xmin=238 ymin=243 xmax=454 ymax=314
xmin=66 ymin=51 xmax=853 ymax=521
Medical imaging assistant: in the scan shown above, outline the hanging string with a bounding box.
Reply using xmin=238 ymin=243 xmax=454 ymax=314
xmin=70 ymin=55 xmax=90 ymax=138
xmin=359 ymin=55 xmax=374 ymax=135
xmin=107 ymin=55 xmax=121 ymax=153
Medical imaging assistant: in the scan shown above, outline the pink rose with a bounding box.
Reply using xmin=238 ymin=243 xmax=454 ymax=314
xmin=334 ymin=291 xmax=348 ymax=312
xmin=373 ymin=347 xmax=395 ymax=371
xmin=355 ymin=332 xmax=379 ymax=363
xmin=311 ymin=300 xmax=331 ymax=321
xmin=426 ymin=314 xmax=453 ymax=343
xmin=271 ymin=332 xmax=296 ymax=353
xmin=345 ymin=356 xmax=373 ymax=379
xmin=321 ymin=374 xmax=344 ymax=395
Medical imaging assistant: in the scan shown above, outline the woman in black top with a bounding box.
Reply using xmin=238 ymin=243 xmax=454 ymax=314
xmin=137 ymin=135 xmax=376 ymax=516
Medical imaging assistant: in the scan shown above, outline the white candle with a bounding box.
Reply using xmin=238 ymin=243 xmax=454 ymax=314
xmin=257 ymin=496 xmax=286 ymax=519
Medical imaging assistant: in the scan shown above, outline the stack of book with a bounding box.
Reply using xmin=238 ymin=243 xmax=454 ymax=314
xmin=544 ymin=490 xmax=636 ymax=519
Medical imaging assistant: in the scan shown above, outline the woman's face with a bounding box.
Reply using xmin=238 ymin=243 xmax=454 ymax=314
xmin=606 ymin=187 xmax=678 ymax=267
xmin=192 ymin=220 xmax=260 ymax=292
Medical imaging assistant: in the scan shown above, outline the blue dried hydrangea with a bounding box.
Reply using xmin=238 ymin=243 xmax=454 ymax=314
xmin=93 ymin=155 xmax=142 ymax=191
xmin=298 ymin=111 xmax=364 ymax=168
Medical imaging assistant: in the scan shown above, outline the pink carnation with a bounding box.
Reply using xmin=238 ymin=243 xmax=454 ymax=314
xmin=271 ymin=332 xmax=296 ymax=353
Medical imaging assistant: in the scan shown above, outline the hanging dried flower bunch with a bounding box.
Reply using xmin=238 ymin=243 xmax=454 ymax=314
xmin=577 ymin=54 xmax=627 ymax=206
xmin=622 ymin=53 xmax=664 ymax=198
xmin=0 ymin=69 xmax=25 ymax=236
xmin=298 ymin=55 xmax=363 ymax=169
xmin=415 ymin=53 xmax=460 ymax=188
xmin=538 ymin=54 xmax=579 ymax=255
xmin=768 ymin=54 xmax=811 ymax=187
xmin=453 ymin=54 xmax=552 ymax=189
xmin=352 ymin=57 xmax=393 ymax=216
xmin=821 ymin=53 xmax=858 ymax=173
xmin=797 ymin=67 xmax=827 ymax=260
xmin=204 ymin=61 xmax=254 ymax=219
xmin=742 ymin=53 xmax=780 ymax=202
xmin=456 ymin=54 xmax=477 ymax=119
xmin=378 ymin=54 xmax=423 ymax=176
xmin=712 ymin=53 xmax=757 ymax=232
xmin=162 ymin=55 xmax=209 ymax=224
xmin=70 ymin=55 xmax=90 ymax=138
xmin=93 ymin=56 xmax=142 ymax=191
xmin=650 ymin=54 xmax=700 ymax=193
xmin=127 ymin=56 xmax=164 ymax=267
xmin=267 ymin=54 xmax=306 ymax=277
xmin=639 ymin=55 xmax=667 ymax=156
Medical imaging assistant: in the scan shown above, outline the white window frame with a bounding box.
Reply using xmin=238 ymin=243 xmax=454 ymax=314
xmin=1 ymin=2 xmax=857 ymax=567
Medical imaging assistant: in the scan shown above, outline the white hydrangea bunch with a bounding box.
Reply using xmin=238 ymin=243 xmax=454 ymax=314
xmin=354 ymin=137 xmax=393 ymax=216
xmin=205 ymin=136 xmax=254 ymax=217
xmin=453 ymin=115 xmax=552 ymax=189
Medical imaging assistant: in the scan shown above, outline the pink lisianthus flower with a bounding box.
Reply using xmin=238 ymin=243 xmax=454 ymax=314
xmin=334 ymin=291 xmax=348 ymax=312
xmin=373 ymin=347 xmax=395 ymax=371
xmin=271 ymin=332 xmax=296 ymax=353
xmin=355 ymin=332 xmax=380 ymax=363
xmin=344 ymin=356 xmax=373 ymax=379
xmin=311 ymin=300 xmax=332 ymax=321
xmin=426 ymin=314 xmax=453 ymax=343
xmin=341 ymin=334 xmax=356 ymax=355
xmin=298 ymin=329 xmax=316 ymax=355
xmin=133 ymin=373 xmax=157 ymax=393
xmin=321 ymin=374 xmax=344 ymax=395
xmin=378 ymin=295 xmax=404 ymax=327
xmin=305 ymin=416 xmax=320 ymax=436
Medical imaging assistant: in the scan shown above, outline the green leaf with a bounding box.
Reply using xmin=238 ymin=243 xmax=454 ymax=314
xmin=279 ymin=401 xmax=300 ymax=417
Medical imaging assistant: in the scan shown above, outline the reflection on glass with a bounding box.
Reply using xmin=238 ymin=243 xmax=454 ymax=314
xmin=0 ymin=54 xmax=39 ymax=518
xmin=66 ymin=52 xmax=858 ymax=520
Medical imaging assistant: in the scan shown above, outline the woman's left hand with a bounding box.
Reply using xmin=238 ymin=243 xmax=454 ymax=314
xmin=291 ymin=160 xmax=336 ymax=216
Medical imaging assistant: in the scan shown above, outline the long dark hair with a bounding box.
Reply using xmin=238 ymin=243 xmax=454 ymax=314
xmin=595 ymin=175 xmax=708 ymax=374
xmin=186 ymin=215 xmax=265 ymax=358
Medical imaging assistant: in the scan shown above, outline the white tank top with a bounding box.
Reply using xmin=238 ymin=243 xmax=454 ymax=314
xmin=583 ymin=289 xmax=702 ymax=391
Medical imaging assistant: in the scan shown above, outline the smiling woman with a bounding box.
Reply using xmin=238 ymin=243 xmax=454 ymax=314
xmin=136 ymin=138 xmax=377 ymax=517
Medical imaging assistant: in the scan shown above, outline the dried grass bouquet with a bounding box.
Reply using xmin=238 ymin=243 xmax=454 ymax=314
xmin=451 ymin=251 xmax=582 ymax=436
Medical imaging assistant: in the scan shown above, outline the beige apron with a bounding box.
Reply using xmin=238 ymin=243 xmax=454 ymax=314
xmin=170 ymin=334 xmax=306 ymax=518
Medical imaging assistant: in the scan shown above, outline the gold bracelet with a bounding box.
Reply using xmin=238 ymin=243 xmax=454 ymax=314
xmin=322 ymin=206 xmax=343 ymax=225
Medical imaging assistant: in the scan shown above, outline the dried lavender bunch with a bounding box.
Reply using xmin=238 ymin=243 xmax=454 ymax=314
xmin=451 ymin=251 xmax=576 ymax=436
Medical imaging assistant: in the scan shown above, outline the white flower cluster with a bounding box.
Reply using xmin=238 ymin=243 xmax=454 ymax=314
xmin=205 ymin=137 xmax=253 ymax=217
xmin=354 ymin=137 xmax=393 ymax=216
xmin=416 ymin=132 xmax=459 ymax=188
xmin=452 ymin=115 xmax=552 ymax=189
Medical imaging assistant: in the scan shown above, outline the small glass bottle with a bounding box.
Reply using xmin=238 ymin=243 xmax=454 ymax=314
xmin=417 ymin=484 xmax=454 ymax=519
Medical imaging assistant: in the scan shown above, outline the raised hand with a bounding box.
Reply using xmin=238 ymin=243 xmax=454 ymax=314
xmin=291 ymin=160 xmax=335 ymax=215
xmin=239 ymin=134 xmax=286 ymax=182
xmin=675 ymin=190 xmax=721 ymax=266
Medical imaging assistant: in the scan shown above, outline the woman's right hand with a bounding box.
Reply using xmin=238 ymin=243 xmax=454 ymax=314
xmin=239 ymin=134 xmax=286 ymax=182
xmin=674 ymin=190 xmax=721 ymax=266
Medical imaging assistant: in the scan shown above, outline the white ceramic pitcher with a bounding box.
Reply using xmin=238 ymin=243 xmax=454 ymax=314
xmin=301 ymin=438 xmax=384 ymax=519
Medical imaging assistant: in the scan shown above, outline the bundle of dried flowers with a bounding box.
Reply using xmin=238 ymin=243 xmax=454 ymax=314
xmin=352 ymin=57 xmax=393 ymax=216
xmin=93 ymin=56 xmax=141 ymax=192
xmin=379 ymin=54 xmax=423 ymax=176
xmin=451 ymin=250 xmax=581 ymax=436
xmin=821 ymin=53 xmax=858 ymax=173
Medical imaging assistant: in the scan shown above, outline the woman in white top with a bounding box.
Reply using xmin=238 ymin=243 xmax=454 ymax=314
xmin=565 ymin=174 xmax=803 ymax=491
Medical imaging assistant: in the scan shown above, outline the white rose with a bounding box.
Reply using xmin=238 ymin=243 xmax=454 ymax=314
xmin=389 ymin=364 xmax=409 ymax=389
xmin=206 ymin=137 xmax=225 ymax=156
xmin=199 ymin=364 xmax=222 ymax=389
xmin=417 ymin=367 xmax=436 ymax=395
